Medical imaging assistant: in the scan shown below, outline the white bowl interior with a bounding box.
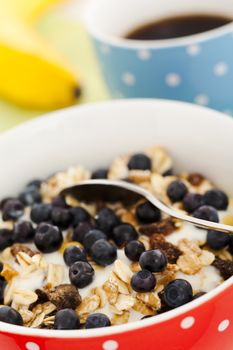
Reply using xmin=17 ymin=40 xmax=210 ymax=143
xmin=0 ymin=99 xmax=232 ymax=197
xmin=85 ymin=0 xmax=233 ymax=38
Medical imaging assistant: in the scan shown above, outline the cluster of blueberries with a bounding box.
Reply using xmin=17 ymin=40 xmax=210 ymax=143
xmin=166 ymin=178 xmax=232 ymax=252
xmin=0 ymin=152 xmax=231 ymax=329
xmin=118 ymin=153 xmax=232 ymax=252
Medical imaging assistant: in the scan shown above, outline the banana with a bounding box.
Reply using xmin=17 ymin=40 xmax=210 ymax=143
xmin=0 ymin=2 xmax=80 ymax=109
xmin=0 ymin=0 xmax=66 ymax=23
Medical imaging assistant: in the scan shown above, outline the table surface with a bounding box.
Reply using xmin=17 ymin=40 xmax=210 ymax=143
xmin=0 ymin=0 xmax=109 ymax=132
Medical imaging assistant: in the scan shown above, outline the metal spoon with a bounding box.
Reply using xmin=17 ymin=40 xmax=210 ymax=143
xmin=60 ymin=179 xmax=233 ymax=234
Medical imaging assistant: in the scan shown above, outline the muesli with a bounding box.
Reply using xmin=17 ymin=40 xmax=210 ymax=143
xmin=0 ymin=146 xmax=232 ymax=330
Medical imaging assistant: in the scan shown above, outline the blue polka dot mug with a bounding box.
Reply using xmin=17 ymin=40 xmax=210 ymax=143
xmin=85 ymin=0 xmax=233 ymax=114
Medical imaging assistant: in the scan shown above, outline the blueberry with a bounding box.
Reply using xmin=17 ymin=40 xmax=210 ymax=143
xmin=183 ymin=193 xmax=204 ymax=213
xmin=164 ymin=279 xmax=193 ymax=308
xmin=0 ymin=229 xmax=13 ymax=251
xmin=83 ymin=229 xmax=107 ymax=253
xmin=203 ymin=189 xmax=229 ymax=210
xmin=30 ymin=203 xmax=52 ymax=224
xmin=139 ymin=250 xmax=167 ymax=272
xmin=72 ymin=221 xmax=94 ymax=243
xmin=91 ymin=168 xmax=108 ymax=179
xmin=70 ymin=207 xmax=90 ymax=227
xmin=26 ymin=179 xmax=41 ymax=189
xmin=167 ymin=180 xmax=188 ymax=202
xmin=207 ymin=230 xmax=230 ymax=250
xmin=124 ymin=240 xmax=145 ymax=261
xmin=0 ymin=197 xmax=14 ymax=210
xmin=128 ymin=153 xmax=151 ymax=170
xmin=13 ymin=221 xmax=35 ymax=243
xmin=192 ymin=292 xmax=206 ymax=300
xmin=193 ymin=205 xmax=219 ymax=223
xmin=64 ymin=246 xmax=87 ymax=266
xmin=2 ymin=199 xmax=24 ymax=221
xmin=69 ymin=261 xmax=94 ymax=288
xmin=51 ymin=207 xmax=72 ymax=229
xmin=96 ymin=208 xmax=120 ymax=234
xmin=90 ymin=239 xmax=117 ymax=266
xmin=229 ymin=236 xmax=233 ymax=254
xmin=112 ymin=224 xmax=138 ymax=247
xmin=0 ymin=277 xmax=6 ymax=302
xmin=136 ymin=201 xmax=161 ymax=224
xmin=54 ymin=309 xmax=80 ymax=330
xmin=85 ymin=313 xmax=111 ymax=329
xmin=0 ymin=306 xmax=23 ymax=325
xmin=131 ymin=269 xmax=156 ymax=292
xmin=19 ymin=187 xmax=41 ymax=206
xmin=34 ymin=223 xmax=63 ymax=253
xmin=51 ymin=196 xmax=68 ymax=208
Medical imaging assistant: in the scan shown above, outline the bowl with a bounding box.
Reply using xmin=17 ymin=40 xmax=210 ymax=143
xmin=0 ymin=99 xmax=233 ymax=350
xmin=85 ymin=0 xmax=233 ymax=113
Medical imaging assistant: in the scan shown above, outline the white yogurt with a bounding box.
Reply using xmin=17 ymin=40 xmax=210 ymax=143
xmin=176 ymin=265 xmax=222 ymax=293
xmin=13 ymin=270 xmax=45 ymax=291
xmin=167 ymin=222 xmax=207 ymax=246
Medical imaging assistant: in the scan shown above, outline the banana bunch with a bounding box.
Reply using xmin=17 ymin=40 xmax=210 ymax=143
xmin=0 ymin=0 xmax=80 ymax=109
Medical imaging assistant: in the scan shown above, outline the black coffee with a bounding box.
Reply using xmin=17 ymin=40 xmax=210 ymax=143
xmin=126 ymin=14 xmax=232 ymax=40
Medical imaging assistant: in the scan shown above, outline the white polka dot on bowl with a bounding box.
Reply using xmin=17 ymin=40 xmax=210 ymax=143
xmin=165 ymin=73 xmax=181 ymax=87
xmin=25 ymin=342 xmax=40 ymax=350
xmin=180 ymin=316 xmax=195 ymax=329
xmin=137 ymin=49 xmax=151 ymax=60
xmin=122 ymin=72 xmax=136 ymax=86
xmin=214 ymin=62 xmax=229 ymax=76
xmin=194 ymin=94 xmax=209 ymax=106
xmin=103 ymin=340 xmax=119 ymax=350
xmin=186 ymin=44 xmax=201 ymax=56
xmin=218 ymin=319 xmax=230 ymax=332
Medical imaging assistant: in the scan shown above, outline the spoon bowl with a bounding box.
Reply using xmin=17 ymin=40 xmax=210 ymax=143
xmin=61 ymin=179 xmax=233 ymax=234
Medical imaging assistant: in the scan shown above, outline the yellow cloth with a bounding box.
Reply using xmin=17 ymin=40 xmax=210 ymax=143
xmin=0 ymin=11 xmax=109 ymax=132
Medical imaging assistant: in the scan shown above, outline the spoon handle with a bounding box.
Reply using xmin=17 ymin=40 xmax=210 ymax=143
xmin=146 ymin=190 xmax=233 ymax=234
xmin=113 ymin=180 xmax=233 ymax=234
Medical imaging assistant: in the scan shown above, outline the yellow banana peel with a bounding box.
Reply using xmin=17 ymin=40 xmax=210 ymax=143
xmin=0 ymin=0 xmax=80 ymax=109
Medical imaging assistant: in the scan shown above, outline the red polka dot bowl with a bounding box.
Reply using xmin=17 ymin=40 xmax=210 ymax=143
xmin=0 ymin=99 xmax=233 ymax=350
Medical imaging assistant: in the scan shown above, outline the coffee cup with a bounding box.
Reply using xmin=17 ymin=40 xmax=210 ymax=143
xmin=85 ymin=0 xmax=233 ymax=113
